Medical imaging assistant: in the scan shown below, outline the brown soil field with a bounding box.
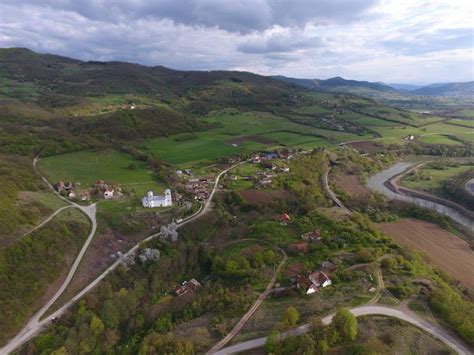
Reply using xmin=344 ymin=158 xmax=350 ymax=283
xmin=335 ymin=174 xmax=370 ymax=197
xmin=378 ymin=218 xmax=474 ymax=289
xmin=346 ymin=140 xmax=384 ymax=153
xmin=284 ymin=262 xmax=308 ymax=278
xmin=240 ymin=189 xmax=290 ymax=205
xmin=224 ymin=135 xmax=275 ymax=146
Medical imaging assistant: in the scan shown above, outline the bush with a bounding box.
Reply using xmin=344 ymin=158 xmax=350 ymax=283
xmin=332 ymin=308 xmax=358 ymax=342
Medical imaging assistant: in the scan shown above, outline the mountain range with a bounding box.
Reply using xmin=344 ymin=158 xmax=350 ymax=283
xmin=272 ymin=75 xmax=473 ymax=99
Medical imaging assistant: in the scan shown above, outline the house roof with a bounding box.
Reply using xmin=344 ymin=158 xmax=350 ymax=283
xmin=289 ymin=242 xmax=309 ymax=253
xmin=309 ymin=271 xmax=330 ymax=285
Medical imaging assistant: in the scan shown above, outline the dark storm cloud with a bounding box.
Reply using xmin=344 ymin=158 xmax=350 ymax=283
xmin=4 ymin=0 xmax=379 ymax=33
xmin=1 ymin=0 xmax=472 ymax=83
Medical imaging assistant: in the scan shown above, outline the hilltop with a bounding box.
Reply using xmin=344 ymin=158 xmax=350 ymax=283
xmin=272 ymin=75 xmax=474 ymax=102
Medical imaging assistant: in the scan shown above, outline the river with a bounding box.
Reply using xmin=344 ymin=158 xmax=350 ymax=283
xmin=366 ymin=162 xmax=474 ymax=231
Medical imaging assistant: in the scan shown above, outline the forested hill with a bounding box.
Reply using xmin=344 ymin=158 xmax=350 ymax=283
xmin=0 ymin=47 xmax=296 ymax=107
xmin=272 ymin=75 xmax=397 ymax=93
xmin=272 ymin=75 xmax=474 ymax=100
xmin=410 ymin=81 xmax=474 ymax=97
xmin=0 ymin=48 xmax=305 ymax=156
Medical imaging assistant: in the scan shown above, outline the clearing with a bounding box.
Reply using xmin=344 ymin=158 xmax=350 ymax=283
xmin=140 ymin=110 xmax=368 ymax=167
xmin=401 ymin=164 xmax=474 ymax=192
xmin=418 ymin=134 xmax=463 ymax=146
xmin=37 ymin=150 xmax=162 ymax=194
xmin=239 ymin=189 xmax=290 ymax=205
xmin=335 ymin=174 xmax=370 ymax=197
xmin=378 ymin=219 xmax=474 ymax=289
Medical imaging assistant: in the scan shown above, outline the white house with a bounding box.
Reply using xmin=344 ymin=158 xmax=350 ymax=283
xmin=309 ymin=271 xmax=332 ymax=288
xmin=142 ymin=189 xmax=172 ymax=208
xmin=103 ymin=188 xmax=114 ymax=199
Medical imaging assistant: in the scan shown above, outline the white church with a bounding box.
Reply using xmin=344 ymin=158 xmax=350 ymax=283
xmin=142 ymin=189 xmax=172 ymax=208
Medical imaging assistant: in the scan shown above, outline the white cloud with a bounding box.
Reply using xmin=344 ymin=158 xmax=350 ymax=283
xmin=0 ymin=0 xmax=472 ymax=83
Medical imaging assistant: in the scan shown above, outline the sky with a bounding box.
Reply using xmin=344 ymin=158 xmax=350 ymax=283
xmin=0 ymin=0 xmax=473 ymax=84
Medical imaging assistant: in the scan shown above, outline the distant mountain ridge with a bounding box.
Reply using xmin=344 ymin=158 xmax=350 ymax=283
xmin=410 ymin=81 xmax=474 ymax=96
xmin=387 ymin=83 xmax=424 ymax=91
xmin=271 ymin=75 xmax=397 ymax=93
xmin=272 ymin=75 xmax=473 ymax=99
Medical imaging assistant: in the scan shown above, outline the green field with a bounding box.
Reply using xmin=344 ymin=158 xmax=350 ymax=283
xmin=448 ymin=119 xmax=474 ymax=128
xmin=140 ymin=110 xmax=368 ymax=167
xmin=457 ymin=110 xmax=474 ymax=118
xmin=38 ymin=150 xmax=160 ymax=189
xmin=418 ymin=134 xmax=463 ymax=146
xmin=401 ymin=164 xmax=474 ymax=191
xmin=369 ymin=121 xmax=474 ymax=145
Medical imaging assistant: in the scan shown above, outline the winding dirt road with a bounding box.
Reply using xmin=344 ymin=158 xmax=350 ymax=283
xmin=18 ymin=205 xmax=72 ymax=239
xmin=323 ymin=166 xmax=351 ymax=214
xmin=214 ymin=305 xmax=472 ymax=355
xmin=1 ymin=160 xmax=243 ymax=354
xmin=207 ymin=243 xmax=287 ymax=354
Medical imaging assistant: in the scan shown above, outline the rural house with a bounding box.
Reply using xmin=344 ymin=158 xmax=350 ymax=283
xmin=103 ymin=188 xmax=114 ymax=199
xmin=80 ymin=190 xmax=91 ymax=201
xmin=309 ymin=271 xmax=332 ymax=288
xmin=292 ymin=271 xmax=332 ymax=295
xmin=288 ymin=242 xmax=310 ymax=254
xmin=173 ymin=279 xmax=201 ymax=297
xmin=280 ymin=213 xmax=291 ymax=225
xmin=142 ymin=189 xmax=172 ymax=208
xmin=301 ymin=230 xmax=322 ymax=243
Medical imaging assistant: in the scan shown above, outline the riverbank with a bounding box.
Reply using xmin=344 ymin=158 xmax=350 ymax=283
xmin=367 ymin=162 xmax=474 ymax=231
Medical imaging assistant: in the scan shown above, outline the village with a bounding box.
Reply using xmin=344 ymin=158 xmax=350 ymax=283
xmin=51 ymin=147 xmax=342 ymax=304
xmin=52 ymin=148 xmax=302 ymax=210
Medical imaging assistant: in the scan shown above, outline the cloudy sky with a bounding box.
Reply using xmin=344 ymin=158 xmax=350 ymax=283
xmin=1 ymin=0 xmax=473 ymax=84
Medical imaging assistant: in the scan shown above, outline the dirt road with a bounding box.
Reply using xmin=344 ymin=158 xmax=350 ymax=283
xmin=207 ymin=246 xmax=287 ymax=354
xmin=1 ymin=161 xmax=242 ymax=354
xmin=18 ymin=205 xmax=72 ymax=239
xmin=214 ymin=305 xmax=472 ymax=355
xmin=323 ymin=166 xmax=351 ymax=214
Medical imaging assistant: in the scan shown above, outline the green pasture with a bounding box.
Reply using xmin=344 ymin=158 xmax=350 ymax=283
xmin=369 ymin=121 xmax=473 ymax=144
xmin=401 ymin=164 xmax=474 ymax=191
xmin=418 ymin=134 xmax=463 ymax=146
xmin=38 ymin=150 xmax=159 ymax=189
xmin=139 ymin=110 xmax=367 ymax=166
xmin=260 ymin=131 xmax=326 ymax=148
xmin=448 ymin=119 xmax=474 ymax=128
xmin=339 ymin=112 xmax=398 ymax=127
xmin=291 ymin=105 xmax=331 ymax=115
xmin=457 ymin=110 xmax=474 ymax=118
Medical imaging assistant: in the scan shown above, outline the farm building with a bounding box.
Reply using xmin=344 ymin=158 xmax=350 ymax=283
xmin=309 ymin=271 xmax=332 ymax=288
xmin=292 ymin=271 xmax=332 ymax=295
xmin=301 ymin=230 xmax=322 ymax=243
xmin=280 ymin=213 xmax=291 ymax=225
xmin=173 ymin=279 xmax=201 ymax=297
xmin=103 ymin=188 xmax=114 ymax=199
xmin=142 ymin=189 xmax=172 ymax=208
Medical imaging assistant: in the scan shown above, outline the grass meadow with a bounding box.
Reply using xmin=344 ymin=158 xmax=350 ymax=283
xmin=401 ymin=164 xmax=474 ymax=191
xmin=38 ymin=150 xmax=160 ymax=191
xmin=139 ymin=110 xmax=367 ymax=166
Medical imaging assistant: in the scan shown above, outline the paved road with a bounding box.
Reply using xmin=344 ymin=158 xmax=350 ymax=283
xmin=214 ymin=305 xmax=472 ymax=355
xmin=1 ymin=161 xmax=242 ymax=354
xmin=207 ymin=245 xmax=287 ymax=354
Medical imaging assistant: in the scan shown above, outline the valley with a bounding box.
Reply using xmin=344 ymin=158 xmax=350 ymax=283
xmin=0 ymin=48 xmax=473 ymax=355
